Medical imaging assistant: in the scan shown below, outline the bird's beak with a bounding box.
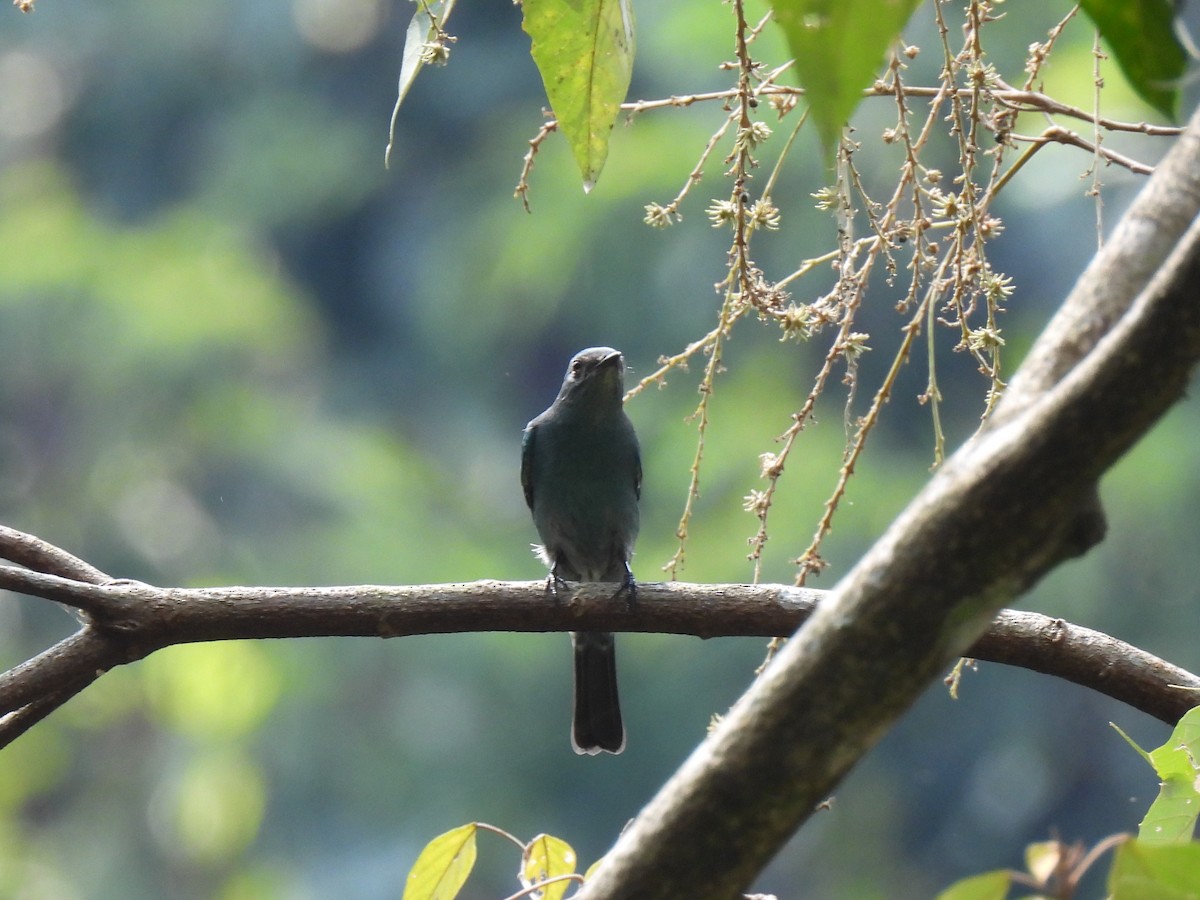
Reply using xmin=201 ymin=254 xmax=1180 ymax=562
xmin=598 ymin=351 xmax=623 ymax=370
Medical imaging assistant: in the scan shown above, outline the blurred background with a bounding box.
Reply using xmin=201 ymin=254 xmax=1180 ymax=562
xmin=0 ymin=0 xmax=1197 ymax=897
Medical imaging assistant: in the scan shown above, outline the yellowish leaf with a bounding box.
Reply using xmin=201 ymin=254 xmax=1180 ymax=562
xmin=522 ymin=0 xmax=635 ymax=190
xmin=520 ymin=833 xmax=577 ymax=900
xmin=403 ymin=823 xmax=478 ymax=900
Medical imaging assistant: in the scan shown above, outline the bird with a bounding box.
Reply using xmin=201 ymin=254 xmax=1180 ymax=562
xmin=521 ymin=347 xmax=641 ymax=755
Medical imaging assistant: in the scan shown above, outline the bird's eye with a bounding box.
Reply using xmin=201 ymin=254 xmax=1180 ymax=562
xmin=570 ymin=360 xmax=584 ymax=376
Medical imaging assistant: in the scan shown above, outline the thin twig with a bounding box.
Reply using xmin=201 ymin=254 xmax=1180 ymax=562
xmin=0 ymin=526 xmax=110 ymax=583
xmin=1010 ymin=126 xmax=1155 ymax=174
xmin=513 ymin=117 xmax=558 ymax=213
xmin=621 ymin=85 xmax=1181 ymax=138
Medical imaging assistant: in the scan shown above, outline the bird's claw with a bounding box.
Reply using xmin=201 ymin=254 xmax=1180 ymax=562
xmin=612 ymin=563 xmax=637 ymax=607
xmin=545 ymin=571 xmax=570 ymax=601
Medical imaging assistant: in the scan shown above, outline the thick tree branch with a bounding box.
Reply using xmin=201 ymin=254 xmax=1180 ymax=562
xmin=578 ymin=105 xmax=1200 ymax=899
xmin=0 ymin=546 xmax=1197 ymax=747
xmin=969 ymin=611 xmax=1200 ymax=723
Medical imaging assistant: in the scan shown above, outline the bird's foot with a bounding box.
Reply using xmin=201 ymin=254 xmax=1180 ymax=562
xmin=545 ymin=571 xmax=570 ymax=601
xmin=611 ymin=564 xmax=637 ymax=607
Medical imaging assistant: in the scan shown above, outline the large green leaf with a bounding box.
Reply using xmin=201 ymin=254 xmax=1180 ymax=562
xmin=1115 ymin=706 xmax=1200 ymax=846
xmin=1140 ymin=707 xmax=1200 ymax=845
xmin=1108 ymin=841 xmax=1200 ymax=898
xmin=770 ymin=0 xmax=922 ymax=159
xmin=522 ymin=0 xmax=636 ymax=191
xmin=1079 ymin=0 xmax=1184 ymax=120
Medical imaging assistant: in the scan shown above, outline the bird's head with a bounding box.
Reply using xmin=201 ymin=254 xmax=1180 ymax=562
xmin=557 ymin=347 xmax=626 ymax=407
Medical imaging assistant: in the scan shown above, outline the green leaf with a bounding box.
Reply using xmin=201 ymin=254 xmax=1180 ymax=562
xmin=769 ymin=0 xmax=922 ymax=159
xmin=1078 ymin=0 xmax=1184 ymax=121
xmin=403 ymin=823 xmax=478 ymax=900
xmin=386 ymin=0 xmax=459 ymax=168
xmin=520 ymin=833 xmax=577 ymax=900
xmin=1138 ymin=707 xmax=1200 ymax=845
xmin=522 ymin=0 xmax=636 ymax=191
xmin=1108 ymin=841 xmax=1200 ymax=899
xmin=934 ymin=869 xmax=1011 ymax=900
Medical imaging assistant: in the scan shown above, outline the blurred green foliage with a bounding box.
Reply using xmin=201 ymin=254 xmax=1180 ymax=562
xmin=771 ymin=0 xmax=924 ymax=155
xmin=1078 ymin=0 xmax=1187 ymax=119
xmin=0 ymin=0 xmax=1196 ymax=898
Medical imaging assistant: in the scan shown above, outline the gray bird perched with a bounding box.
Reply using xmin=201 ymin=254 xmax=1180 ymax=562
xmin=521 ymin=347 xmax=641 ymax=755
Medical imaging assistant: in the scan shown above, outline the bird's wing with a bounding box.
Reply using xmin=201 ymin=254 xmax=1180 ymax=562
xmin=520 ymin=424 xmax=536 ymax=510
xmin=634 ymin=442 xmax=642 ymax=501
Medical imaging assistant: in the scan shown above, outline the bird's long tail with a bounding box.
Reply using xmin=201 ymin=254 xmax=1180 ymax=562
xmin=571 ymin=631 xmax=625 ymax=755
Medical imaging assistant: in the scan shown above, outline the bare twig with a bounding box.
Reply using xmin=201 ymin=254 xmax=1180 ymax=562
xmin=0 ymin=628 xmax=127 ymax=744
xmin=1010 ymin=126 xmax=1156 ymax=175
xmin=616 ymin=85 xmax=1182 ymax=136
xmin=0 ymin=526 xmax=110 ymax=583
xmin=513 ymin=117 xmax=557 ymax=212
